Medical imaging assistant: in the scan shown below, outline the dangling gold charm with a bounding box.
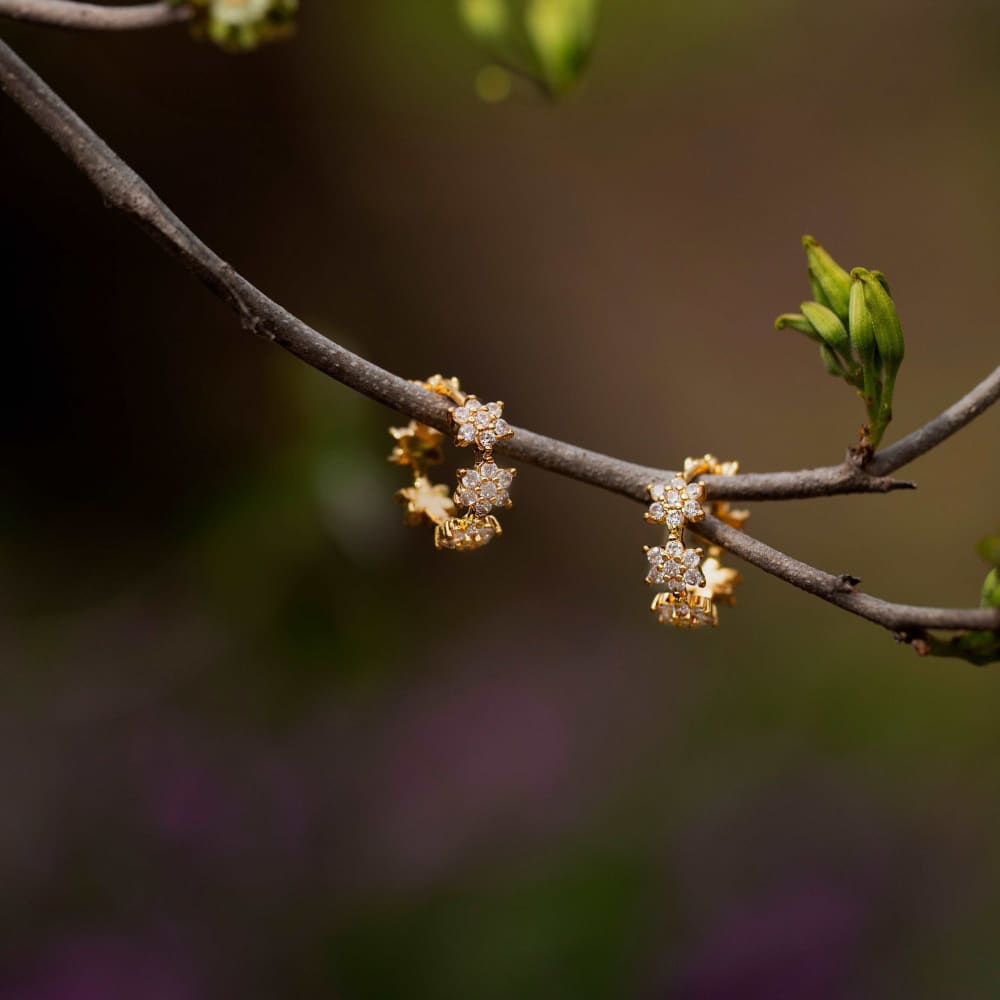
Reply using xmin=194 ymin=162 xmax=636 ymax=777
xmin=388 ymin=375 xmax=517 ymax=552
xmin=643 ymin=455 xmax=746 ymax=629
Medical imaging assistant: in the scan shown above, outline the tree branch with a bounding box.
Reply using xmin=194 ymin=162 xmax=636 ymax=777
xmin=1 ymin=36 xmax=997 ymax=643
xmin=0 ymin=0 xmax=191 ymax=30
xmin=695 ymin=515 xmax=1000 ymax=633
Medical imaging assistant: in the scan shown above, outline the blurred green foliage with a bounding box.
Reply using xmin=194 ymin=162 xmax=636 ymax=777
xmin=776 ymin=237 xmax=905 ymax=449
xmin=174 ymin=0 xmax=298 ymax=50
xmin=923 ymin=531 xmax=1000 ymax=665
xmin=458 ymin=0 xmax=599 ymax=98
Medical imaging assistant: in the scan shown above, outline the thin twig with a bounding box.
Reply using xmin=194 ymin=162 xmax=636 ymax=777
xmin=0 ymin=36 xmax=997 ymax=642
xmin=0 ymin=0 xmax=191 ymax=30
xmin=696 ymin=515 xmax=1000 ymax=633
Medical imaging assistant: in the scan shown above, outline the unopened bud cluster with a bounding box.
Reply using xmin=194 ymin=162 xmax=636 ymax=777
xmin=776 ymin=236 xmax=905 ymax=448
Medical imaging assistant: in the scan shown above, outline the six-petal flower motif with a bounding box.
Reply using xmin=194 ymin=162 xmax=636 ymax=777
xmin=450 ymin=397 xmax=513 ymax=453
xmin=645 ymin=540 xmax=706 ymax=591
xmin=644 ymin=476 xmax=706 ymax=527
xmin=454 ymin=460 xmax=516 ymax=518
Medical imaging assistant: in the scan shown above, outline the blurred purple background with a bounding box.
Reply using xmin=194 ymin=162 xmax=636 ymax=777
xmin=2 ymin=2 xmax=999 ymax=997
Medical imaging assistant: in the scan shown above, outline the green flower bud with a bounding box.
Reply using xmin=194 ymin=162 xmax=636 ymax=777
xmin=977 ymin=532 xmax=1000 ymax=568
xmin=459 ymin=0 xmax=509 ymax=42
xmin=849 ymin=273 xmax=882 ymax=416
xmin=800 ymin=300 xmax=853 ymax=364
xmin=982 ymin=568 xmax=1000 ymax=610
xmin=819 ymin=344 xmax=845 ymax=377
xmin=775 ymin=313 xmax=822 ymax=341
xmin=852 ymin=267 xmax=904 ymax=377
xmin=524 ymin=0 xmax=597 ymax=94
xmin=848 ymin=277 xmax=876 ymax=365
xmin=802 ymin=235 xmax=852 ymax=323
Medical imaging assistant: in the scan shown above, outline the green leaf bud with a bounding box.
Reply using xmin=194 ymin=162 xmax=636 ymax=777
xmin=852 ymin=267 xmax=904 ymax=378
xmin=459 ymin=0 xmax=509 ymax=42
xmin=819 ymin=344 xmax=845 ymax=377
xmin=775 ymin=313 xmax=822 ymax=341
xmin=982 ymin=567 xmax=1000 ymax=610
xmin=848 ymin=275 xmax=877 ymax=372
xmin=801 ymin=300 xmax=853 ymax=364
xmin=802 ymin=235 xmax=852 ymax=323
xmin=977 ymin=532 xmax=1000 ymax=568
xmin=524 ymin=0 xmax=597 ymax=94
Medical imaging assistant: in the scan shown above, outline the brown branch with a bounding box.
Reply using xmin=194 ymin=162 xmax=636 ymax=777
xmin=695 ymin=516 xmax=1000 ymax=633
xmin=0 ymin=36 xmax=997 ymax=644
xmin=0 ymin=0 xmax=191 ymax=30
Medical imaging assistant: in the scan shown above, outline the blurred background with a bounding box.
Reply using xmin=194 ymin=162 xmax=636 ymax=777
xmin=2 ymin=1 xmax=1000 ymax=996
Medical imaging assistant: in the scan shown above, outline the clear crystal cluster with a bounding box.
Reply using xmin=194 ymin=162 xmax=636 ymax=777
xmin=645 ymin=540 xmax=706 ymax=591
xmin=454 ymin=460 xmax=516 ymax=518
xmin=434 ymin=515 xmax=502 ymax=552
xmin=451 ymin=397 xmax=513 ymax=453
xmin=644 ymin=476 xmax=706 ymax=528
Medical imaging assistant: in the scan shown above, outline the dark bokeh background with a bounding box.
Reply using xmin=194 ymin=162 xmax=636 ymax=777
xmin=2 ymin=2 xmax=1000 ymax=997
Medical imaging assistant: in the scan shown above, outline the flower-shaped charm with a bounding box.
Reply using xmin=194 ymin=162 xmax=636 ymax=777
xmin=453 ymin=460 xmax=516 ymax=518
xmin=702 ymin=556 xmax=741 ymax=605
xmin=645 ymin=540 xmax=705 ymax=590
xmin=450 ymin=397 xmax=513 ymax=452
xmin=388 ymin=420 xmax=446 ymax=473
xmin=651 ymin=591 xmax=718 ymax=629
xmin=395 ymin=478 xmax=455 ymax=527
xmin=645 ymin=476 xmax=705 ymax=528
xmin=434 ymin=514 xmax=502 ymax=551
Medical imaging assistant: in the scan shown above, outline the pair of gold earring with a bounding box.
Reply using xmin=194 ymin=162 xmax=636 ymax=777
xmin=388 ymin=374 xmax=517 ymax=552
xmin=643 ymin=455 xmax=747 ymax=629
xmin=389 ymin=389 xmax=746 ymax=630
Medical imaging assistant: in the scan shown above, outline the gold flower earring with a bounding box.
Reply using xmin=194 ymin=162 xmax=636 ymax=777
xmin=643 ymin=455 xmax=747 ymax=628
xmin=388 ymin=375 xmax=517 ymax=552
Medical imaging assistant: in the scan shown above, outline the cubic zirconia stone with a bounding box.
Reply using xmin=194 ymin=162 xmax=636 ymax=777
xmin=494 ymin=419 xmax=511 ymax=437
xmin=473 ymin=501 xmax=490 ymax=517
xmin=684 ymin=483 xmax=704 ymax=500
xmin=480 ymin=481 xmax=498 ymax=501
xmin=648 ymin=502 xmax=665 ymax=520
xmin=459 ymin=423 xmax=476 ymax=442
xmin=668 ymin=578 xmax=685 ymax=592
xmin=683 ymin=549 xmax=701 ymax=567
xmin=478 ymin=431 xmax=497 ymax=449
xmin=683 ymin=569 xmax=704 ymax=587
xmin=497 ymin=470 xmax=513 ymax=488
xmin=480 ymin=462 xmax=498 ymax=480
xmin=664 ymin=560 xmax=682 ymax=578
xmin=453 ymin=406 xmax=470 ymax=424
xmin=671 ymin=477 xmax=686 ymax=490
xmin=462 ymin=470 xmax=479 ymax=488
xmin=647 ymin=547 xmax=662 ymax=564
xmin=665 ymin=489 xmax=681 ymax=507
xmin=459 ymin=489 xmax=476 ymax=506
xmin=496 ymin=489 xmax=509 ymax=505
xmin=666 ymin=510 xmax=683 ymax=528
xmin=487 ymin=402 xmax=502 ymax=417
xmin=648 ymin=568 xmax=664 ymax=584
xmin=665 ymin=540 xmax=683 ymax=558
xmin=649 ymin=484 xmax=666 ymax=501
xmin=475 ymin=411 xmax=492 ymax=428
xmin=682 ymin=501 xmax=702 ymax=518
